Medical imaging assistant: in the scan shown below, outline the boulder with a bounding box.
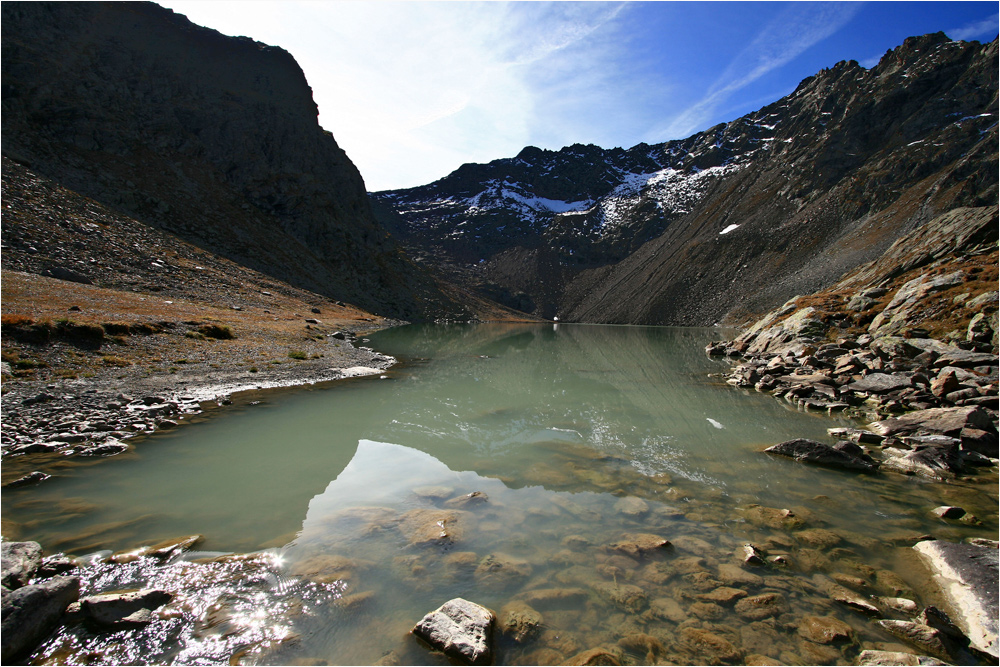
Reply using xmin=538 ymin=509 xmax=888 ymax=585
xmin=1 ymin=541 xmax=43 ymax=589
xmin=764 ymin=438 xmax=878 ymax=473
xmin=0 ymin=575 xmax=80 ymax=663
xmin=412 ymin=598 xmax=495 ymax=665
xmin=913 ymin=540 xmax=998 ymax=658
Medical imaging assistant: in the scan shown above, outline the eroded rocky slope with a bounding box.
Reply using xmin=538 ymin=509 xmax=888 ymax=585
xmin=374 ymin=33 xmax=998 ymax=324
xmin=1 ymin=1 xmax=469 ymax=321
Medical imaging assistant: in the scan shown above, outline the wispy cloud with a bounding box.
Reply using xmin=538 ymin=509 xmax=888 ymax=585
xmin=647 ymin=2 xmax=863 ymax=141
xmin=947 ymin=13 xmax=999 ymax=41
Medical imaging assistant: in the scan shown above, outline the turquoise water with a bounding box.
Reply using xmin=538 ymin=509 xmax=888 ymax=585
xmin=5 ymin=324 xmax=996 ymax=665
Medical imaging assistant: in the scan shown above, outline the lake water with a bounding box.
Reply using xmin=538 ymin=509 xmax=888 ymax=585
xmin=6 ymin=324 xmax=996 ymax=665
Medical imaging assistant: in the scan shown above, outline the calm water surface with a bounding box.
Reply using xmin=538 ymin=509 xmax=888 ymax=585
xmin=5 ymin=324 xmax=996 ymax=665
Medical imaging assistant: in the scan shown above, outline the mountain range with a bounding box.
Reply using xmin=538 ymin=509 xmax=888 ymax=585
xmin=373 ymin=32 xmax=998 ymax=325
xmin=2 ymin=2 xmax=997 ymax=329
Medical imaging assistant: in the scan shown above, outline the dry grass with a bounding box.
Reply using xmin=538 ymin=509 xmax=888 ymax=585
xmin=1 ymin=270 xmax=391 ymax=386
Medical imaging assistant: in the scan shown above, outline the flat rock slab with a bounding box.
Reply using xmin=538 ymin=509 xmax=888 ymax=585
xmin=913 ymin=540 xmax=999 ymax=659
xmin=869 ymin=406 xmax=994 ymax=437
xmin=856 ymin=649 xmax=951 ymax=665
xmin=412 ymin=598 xmax=495 ymax=665
xmin=845 ymin=373 xmax=914 ymax=393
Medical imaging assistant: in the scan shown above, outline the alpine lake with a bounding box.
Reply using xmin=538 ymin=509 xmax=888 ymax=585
xmin=4 ymin=324 xmax=997 ymax=665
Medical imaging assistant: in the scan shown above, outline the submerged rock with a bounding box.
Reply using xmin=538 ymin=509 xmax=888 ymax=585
xmin=499 ymin=600 xmax=542 ymax=643
xmin=412 ymin=598 xmax=495 ymax=665
xmin=609 ymin=533 xmax=671 ymax=559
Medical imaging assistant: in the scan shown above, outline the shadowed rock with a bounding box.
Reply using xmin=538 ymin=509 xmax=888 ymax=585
xmin=764 ymin=438 xmax=878 ymax=473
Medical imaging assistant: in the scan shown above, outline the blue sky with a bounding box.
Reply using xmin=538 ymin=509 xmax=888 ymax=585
xmin=158 ymin=1 xmax=998 ymax=191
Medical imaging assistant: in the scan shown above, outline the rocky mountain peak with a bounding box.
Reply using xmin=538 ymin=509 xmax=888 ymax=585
xmin=2 ymin=1 xmax=470 ymax=321
xmin=374 ymin=33 xmax=997 ymax=324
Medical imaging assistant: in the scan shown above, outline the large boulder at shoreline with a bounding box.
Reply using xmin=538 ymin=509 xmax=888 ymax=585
xmin=1 ymin=541 xmax=43 ymax=589
xmin=913 ymin=540 xmax=999 ymax=659
xmin=764 ymin=438 xmax=878 ymax=473
xmin=412 ymin=598 xmax=496 ymax=665
xmin=0 ymin=575 xmax=80 ymax=663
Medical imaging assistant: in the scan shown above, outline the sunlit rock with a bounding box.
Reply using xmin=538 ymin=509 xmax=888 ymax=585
xmin=412 ymin=598 xmax=495 ymax=666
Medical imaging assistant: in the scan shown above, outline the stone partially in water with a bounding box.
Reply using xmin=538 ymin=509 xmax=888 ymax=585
xmin=79 ymin=588 xmax=173 ymax=629
xmin=717 ymin=563 xmax=764 ymax=587
xmin=764 ymin=439 xmax=878 ymax=473
xmin=412 ymin=598 xmax=495 ymax=666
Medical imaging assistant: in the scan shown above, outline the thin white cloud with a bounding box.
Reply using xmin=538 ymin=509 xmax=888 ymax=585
xmin=159 ymin=1 xmax=632 ymax=190
xmin=947 ymin=13 xmax=999 ymax=41
xmin=647 ymin=2 xmax=863 ymax=141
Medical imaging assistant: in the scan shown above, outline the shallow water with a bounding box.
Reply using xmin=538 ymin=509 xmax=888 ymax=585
xmin=6 ymin=323 xmax=997 ymax=665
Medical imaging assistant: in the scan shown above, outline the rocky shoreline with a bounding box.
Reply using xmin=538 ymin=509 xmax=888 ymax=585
xmin=1 ymin=329 xmax=397 ymax=489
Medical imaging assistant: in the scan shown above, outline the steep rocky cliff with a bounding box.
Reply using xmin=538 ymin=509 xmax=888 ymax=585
xmin=374 ymin=33 xmax=998 ymax=325
xmin=1 ymin=1 xmax=468 ymax=321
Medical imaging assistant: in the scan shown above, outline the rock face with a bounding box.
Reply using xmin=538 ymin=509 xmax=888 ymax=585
xmin=913 ymin=540 xmax=999 ymax=659
xmin=374 ymin=33 xmax=997 ymax=325
xmin=1 ymin=1 xmax=466 ymax=321
xmin=412 ymin=598 xmax=496 ymax=665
